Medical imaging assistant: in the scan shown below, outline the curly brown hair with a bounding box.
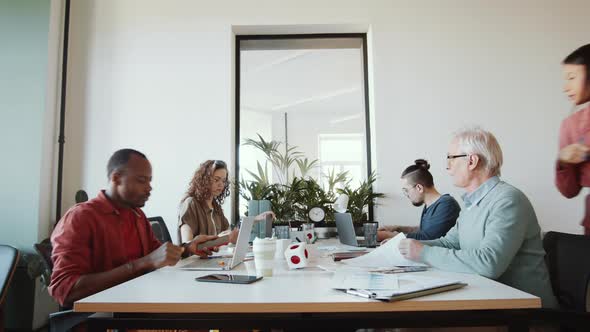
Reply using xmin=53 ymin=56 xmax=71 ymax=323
xmin=183 ymin=160 xmax=230 ymax=213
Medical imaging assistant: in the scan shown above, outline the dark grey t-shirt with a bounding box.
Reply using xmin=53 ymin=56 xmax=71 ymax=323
xmin=406 ymin=194 xmax=460 ymax=240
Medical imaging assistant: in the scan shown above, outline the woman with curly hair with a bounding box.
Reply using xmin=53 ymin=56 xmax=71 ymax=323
xmin=178 ymin=160 xmax=273 ymax=245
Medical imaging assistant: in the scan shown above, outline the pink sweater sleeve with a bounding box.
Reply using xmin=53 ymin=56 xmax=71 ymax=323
xmin=555 ymin=119 xmax=582 ymax=198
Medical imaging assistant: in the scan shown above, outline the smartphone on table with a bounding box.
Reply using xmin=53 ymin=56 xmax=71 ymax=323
xmin=195 ymin=274 xmax=262 ymax=284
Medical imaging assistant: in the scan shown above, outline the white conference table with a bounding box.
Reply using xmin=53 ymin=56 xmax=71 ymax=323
xmin=75 ymin=239 xmax=541 ymax=331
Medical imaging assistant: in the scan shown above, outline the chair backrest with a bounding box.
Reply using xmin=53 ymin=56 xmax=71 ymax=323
xmin=543 ymin=231 xmax=590 ymax=312
xmin=148 ymin=216 xmax=172 ymax=243
xmin=74 ymin=189 xmax=88 ymax=203
xmin=0 ymin=245 xmax=20 ymax=306
xmin=34 ymin=238 xmax=54 ymax=272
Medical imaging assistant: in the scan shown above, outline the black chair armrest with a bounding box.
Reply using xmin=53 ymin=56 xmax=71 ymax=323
xmin=49 ymin=310 xmax=92 ymax=332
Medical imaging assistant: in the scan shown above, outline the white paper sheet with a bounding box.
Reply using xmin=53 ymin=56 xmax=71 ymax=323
xmin=341 ymin=233 xmax=427 ymax=268
xmin=331 ymin=272 xmax=400 ymax=290
xmin=317 ymin=263 xmax=377 ymax=273
xmin=364 ymin=275 xmax=463 ymax=299
xmin=331 ymin=271 xmax=465 ymax=301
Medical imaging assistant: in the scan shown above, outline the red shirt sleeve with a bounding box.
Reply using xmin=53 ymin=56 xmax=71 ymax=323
xmin=556 ymin=119 xmax=583 ymax=198
xmin=48 ymin=207 xmax=94 ymax=307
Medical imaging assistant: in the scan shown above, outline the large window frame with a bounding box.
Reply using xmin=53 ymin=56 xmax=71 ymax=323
xmin=234 ymin=33 xmax=373 ymax=223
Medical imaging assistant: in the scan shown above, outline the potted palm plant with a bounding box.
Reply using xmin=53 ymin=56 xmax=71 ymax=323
xmin=241 ymin=134 xmax=317 ymax=227
xmin=337 ymin=171 xmax=385 ymax=234
xmin=239 ymin=134 xmax=385 ymax=238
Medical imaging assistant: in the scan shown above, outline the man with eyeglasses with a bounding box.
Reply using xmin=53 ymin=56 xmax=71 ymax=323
xmin=377 ymin=159 xmax=460 ymax=242
xmin=397 ymin=127 xmax=558 ymax=308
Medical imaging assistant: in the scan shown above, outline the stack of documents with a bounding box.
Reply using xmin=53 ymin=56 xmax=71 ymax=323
xmin=342 ymin=233 xmax=427 ymax=268
xmin=332 ymin=272 xmax=467 ymax=301
xmin=332 ymin=233 xmax=467 ymax=301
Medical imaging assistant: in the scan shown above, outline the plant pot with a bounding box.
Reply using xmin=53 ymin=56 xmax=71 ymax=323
xmin=276 ymin=220 xmax=303 ymax=229
xmin=315 ymin=226 xmax=338 ymax=239
xmin=272 ymin=224 xmax=291 ymax=239
xmin=248 ymin=199 xmax=271 ymax=241
xmin=354 ymin=226 xmax=364 ymax=236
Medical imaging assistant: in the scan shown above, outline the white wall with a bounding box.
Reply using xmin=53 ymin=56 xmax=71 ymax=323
xmin=61 ymin=0 xmax=590 ymax=243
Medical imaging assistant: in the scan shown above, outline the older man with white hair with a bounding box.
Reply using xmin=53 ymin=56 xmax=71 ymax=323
xmin=398 ymin=127 xmax=558 ymax=308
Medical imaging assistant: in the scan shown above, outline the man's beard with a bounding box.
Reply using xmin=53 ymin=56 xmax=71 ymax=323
xmin=412 ymin=200 xmax=424 ymax=207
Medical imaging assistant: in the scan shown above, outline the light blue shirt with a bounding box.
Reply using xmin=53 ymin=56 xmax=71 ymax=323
xmin=420 ymin=178 xmax=558 ymax=308
xmin=462 ymin=176 xmax=500 ymax=209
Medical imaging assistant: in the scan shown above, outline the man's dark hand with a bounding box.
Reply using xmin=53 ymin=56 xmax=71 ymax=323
xmin=142 ymin=242 xmax=184 ymax=269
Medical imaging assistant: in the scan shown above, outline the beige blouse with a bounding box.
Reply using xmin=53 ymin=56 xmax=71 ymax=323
xmin=177 ymin=197 xmax=229 ymax=244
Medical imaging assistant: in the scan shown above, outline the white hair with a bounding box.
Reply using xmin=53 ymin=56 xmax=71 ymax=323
xmin=453 ymin=126 xmax=503 ymax=177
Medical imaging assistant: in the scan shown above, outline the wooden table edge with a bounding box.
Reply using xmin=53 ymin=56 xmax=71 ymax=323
xmin=75 ymin=298 xmax=541 ymax=313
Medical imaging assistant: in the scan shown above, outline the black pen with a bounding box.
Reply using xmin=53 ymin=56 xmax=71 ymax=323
xmin=346 ymin=288 xmax=376 ymax=299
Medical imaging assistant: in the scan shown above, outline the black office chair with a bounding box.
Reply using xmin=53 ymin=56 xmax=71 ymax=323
xmin=74 ymin=190 xmax=88 ymax=204
xmin=0 ymin=245 xmax=19 ymax=332
xmin=34 ymin=238 xmax=54 ymax=272
xmin=542 ymin=231 xmax=590 ymax=331
xmin=148 ymin=216 xmax=172 ymax=243
xmin=33 ymin=241 xmax=90 ymax=332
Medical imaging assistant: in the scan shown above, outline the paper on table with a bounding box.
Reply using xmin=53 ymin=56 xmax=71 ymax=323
xmin=367 ymin=275 xmax=464 ymax=299
xmin=332 ymin=272 xmax=465 ymax=301
xmin=317 ymin=263 xmax=378 ymax=273
xmin=316 ymin=245 xmax=340 ymax=251
xmin=331 ymin=272 xmax=400 ymax=290
xmin=317 ymin=244 xmax=367 ymax=251
xmin=342 ymin=233 xmax=427 ymax=268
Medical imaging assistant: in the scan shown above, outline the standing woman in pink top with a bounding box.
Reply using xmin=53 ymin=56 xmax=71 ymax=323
xmin=556 ymin=44 xmax=590 ymax=235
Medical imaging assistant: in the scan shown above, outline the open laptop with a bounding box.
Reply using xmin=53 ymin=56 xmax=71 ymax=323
xmin=335 ymin=212 xmax=367 ymax=247
xmin=177 ymin=216 xmax=254 ymax=271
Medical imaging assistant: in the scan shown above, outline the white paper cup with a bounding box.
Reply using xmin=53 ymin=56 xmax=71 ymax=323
xmin=253 ymin=237 xmax=276 ymax=277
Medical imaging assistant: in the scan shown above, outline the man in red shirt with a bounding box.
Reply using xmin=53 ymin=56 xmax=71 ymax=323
xmin=49 ymin=149 xmax=216 ymax=307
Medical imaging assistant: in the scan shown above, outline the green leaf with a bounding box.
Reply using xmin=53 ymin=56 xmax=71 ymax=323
xmin=323 ymin=168 xmax=350 ymax=193
xmin=335 ymin=171 xmax=385 ymax=223
xmin=295 ymin=157 xmax=319 ymax=178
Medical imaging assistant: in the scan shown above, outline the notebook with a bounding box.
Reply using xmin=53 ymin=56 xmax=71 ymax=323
xmin=176 ymin=216 xmax=254 ymax=271
xmin=333 ymin=273 xmax=467 ymax=302
xmin=369 ymin=282 xmax=467 ymax=301
xmin=332 ymin=251 xmax=369 ymax=261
